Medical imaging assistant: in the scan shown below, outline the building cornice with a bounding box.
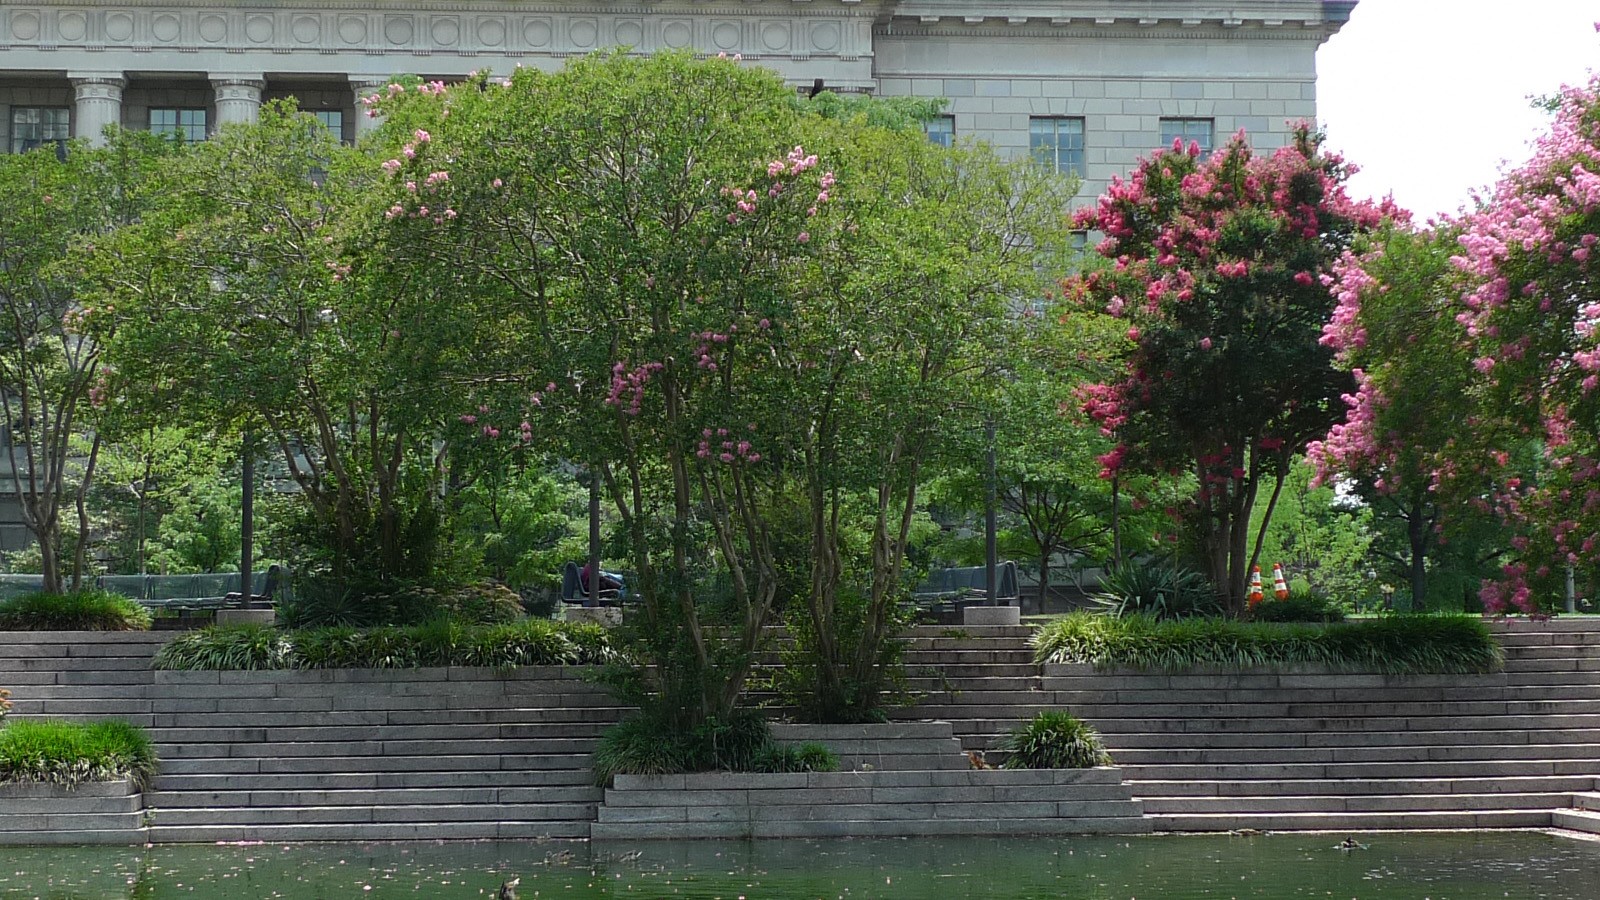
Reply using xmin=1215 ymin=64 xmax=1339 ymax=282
xmin=881 ymin=1 xmax=1354 ymax=30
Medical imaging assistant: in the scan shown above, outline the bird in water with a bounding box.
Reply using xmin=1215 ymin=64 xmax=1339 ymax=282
xmin=617 ymin=850 xmax=644 ymax=862
xmin=496 ymin=876 xmax=520 ymax=900
xmin=543 ymin=849 xmax=575 ymax=866
xmin=1336 ymin=837 xmax=1369 ymax=851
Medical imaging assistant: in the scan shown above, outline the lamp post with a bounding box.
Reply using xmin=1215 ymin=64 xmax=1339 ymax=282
xmin=984 ymin=419 xmax=998 ymax=606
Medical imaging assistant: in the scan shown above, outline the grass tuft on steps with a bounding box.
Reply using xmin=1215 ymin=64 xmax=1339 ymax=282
xmin=0 ymin=719 xmax=157 ymax=789
xmin=1032 ymin=613 xmax=1503 ymax=675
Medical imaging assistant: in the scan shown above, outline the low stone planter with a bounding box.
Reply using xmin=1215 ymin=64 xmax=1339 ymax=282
xmin=215 ymin=608 xmax=276 ymax=627
xmin=0 ymin=780 xmax=147 ymax=845
xmin=564 ymin=606 xmax=622 ymax=626
xmin=592 ymin=767 xmax=1150 ymax=839
xmin=962 ymin=605 xmax=1021 ymax=626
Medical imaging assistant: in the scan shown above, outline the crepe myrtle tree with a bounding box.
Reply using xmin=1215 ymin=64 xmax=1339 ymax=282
xmin=366 ymin=54 xmax=830 ymax=727
xmin=1066 ymin=126 xmax=1387 ymax=615
xmin=1445 ymin=72 xmax=1600 ymax=613
xmin=1310 ymin=223 xmax=1518 ymax=610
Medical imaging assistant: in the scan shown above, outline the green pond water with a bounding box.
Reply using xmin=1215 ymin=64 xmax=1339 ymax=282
xmin=2 ymin=832 xmax=1598 ymax=899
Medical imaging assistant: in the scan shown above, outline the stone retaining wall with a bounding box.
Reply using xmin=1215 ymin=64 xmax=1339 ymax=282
xmin=0 ymin=780 xmax=146 ymax=845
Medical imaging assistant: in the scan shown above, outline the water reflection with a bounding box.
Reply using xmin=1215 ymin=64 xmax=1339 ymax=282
xmin=1 ymin=832 xmax=1597 ymax=899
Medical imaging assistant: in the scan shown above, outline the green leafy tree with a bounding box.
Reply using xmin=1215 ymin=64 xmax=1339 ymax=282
xmin=0 ymin=132 xmax=173 ymax=593
xmin=84 ymin=103 xmax=468 ymax=585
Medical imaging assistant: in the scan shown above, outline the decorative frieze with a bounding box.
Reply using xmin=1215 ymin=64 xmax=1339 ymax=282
xmin=2 ymin=2 xmax=882 ymax=70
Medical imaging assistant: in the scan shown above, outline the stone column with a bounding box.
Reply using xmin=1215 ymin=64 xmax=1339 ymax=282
xmin=68 ymin=73 xmax=124 ymax=146
xmin=211 ymin=75 xmax=265 ymax=129
xmin=351 ymin=77 xmax=391 ymax=141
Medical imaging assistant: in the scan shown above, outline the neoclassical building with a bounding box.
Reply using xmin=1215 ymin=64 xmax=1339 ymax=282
xmin=0 ymin=1 xmax=1354 ymax=199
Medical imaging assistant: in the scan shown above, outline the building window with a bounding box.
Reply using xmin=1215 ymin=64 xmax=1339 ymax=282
xmin=1160 ymin=117 xmax=1214 ymax=158
xmin=924 ymin=115 xmax=954 ymax=148
xmin=149 ymin=108 xmax=208 ymax=144
xmin=311 ymin=110 xmax=344 ymax=137
xmin=9 ymin=107 xmax=70 ymax=155
xmin=1029 ymin=117 xmax=1084 ymax=177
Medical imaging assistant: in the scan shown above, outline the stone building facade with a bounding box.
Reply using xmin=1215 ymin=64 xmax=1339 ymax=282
xmin=1 ymin=1 xmax=1354 ymax=202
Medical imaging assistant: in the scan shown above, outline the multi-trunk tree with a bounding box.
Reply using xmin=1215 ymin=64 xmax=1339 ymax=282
xmin=0 ymin=132 xmax=172 ymax=593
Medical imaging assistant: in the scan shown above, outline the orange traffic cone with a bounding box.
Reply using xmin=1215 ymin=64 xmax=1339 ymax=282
xmin=1272 ymin=563 xmax=1290 ymax=601
xmin=1248 ymin=566 xmax=1264 ymax=606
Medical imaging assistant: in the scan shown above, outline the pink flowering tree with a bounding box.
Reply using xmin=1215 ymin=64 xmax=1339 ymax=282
xmin=1447 ymin=74 xmax=1600 ymax=613
xmin=1310 ymin=223 xmax=1515 ymax=609
xmin=1066 ymin=127 xmax=1385 ymax=615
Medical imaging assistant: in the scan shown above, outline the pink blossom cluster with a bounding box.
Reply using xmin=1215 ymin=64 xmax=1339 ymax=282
xmin=605 ymin=361 xmax=664 ymax=416
xmin=696 ymin=426 xmax=761 ymax=464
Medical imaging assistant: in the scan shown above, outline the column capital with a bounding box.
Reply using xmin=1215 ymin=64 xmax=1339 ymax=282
xmin=69 ymin=73 xmax=125 ymax=101
xmin=210 ymin=75 xmax=266 ymax=102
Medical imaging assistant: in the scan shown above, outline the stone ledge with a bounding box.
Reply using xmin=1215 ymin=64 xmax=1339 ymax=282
xmin=0 ymin=779 xmax=147 ymax=846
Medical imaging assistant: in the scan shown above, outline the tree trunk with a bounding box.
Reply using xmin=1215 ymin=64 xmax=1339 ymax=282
xmin=1406 ymin=500 xmax=1429 ymax=612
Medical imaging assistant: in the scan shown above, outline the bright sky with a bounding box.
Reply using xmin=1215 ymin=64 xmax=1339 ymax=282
xmin=1318 ymin=0 xmax=1599 ymax=219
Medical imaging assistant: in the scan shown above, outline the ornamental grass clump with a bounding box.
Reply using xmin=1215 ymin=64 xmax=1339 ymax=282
xmin=590 ymin=710 xmax=830 ymax=785
xmin=0 ymin=719 xmax=158 ymax=789
xmin=1032 ymin=612 xmax=1501 ymax=675
xmin=0 ymin=590 xmax=152 ymax=631
xmin=153 ymin=620 xmax=615 ymax=671
xmin=999 ymin=711 xmax=1110 ymax=769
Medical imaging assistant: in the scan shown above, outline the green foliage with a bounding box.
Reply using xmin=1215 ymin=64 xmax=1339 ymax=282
xmin=277 ymin=577 xmax=524 ymax=629
xmin=999 ymin=711 xmax=1111 ymax=769
xmin=1032 ymin=612 xmax=1503 ymax=674
xmin=1249 ymin=462 xmax=1376 ymax=607
xmin=750 ymin=742 xmax=841 ymax=774
xmin=802 ymin=91 xmax=946 ymax=131
xmin=0 ymin=130 xmax=178 ymax=594
xmin=0 ymin=719 xmax=158 ymax=789
xmin=1250 ymin=586 xmax=1347 ymax=623
xmin=1091 ymin=562 xmax=1220 ymax=619
xmin=151 ymin=619 xmax=613 ymax=671
xmin=151 ymin=624 xmax=290 ymax=670
xmin=590 ymin=710 xmax=826 ymax=785
xmin=0 ymin=590 xmax=153 ymax=631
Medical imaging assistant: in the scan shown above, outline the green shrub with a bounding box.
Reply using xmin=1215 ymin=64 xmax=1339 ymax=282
xmin=1251 ymin=587 xmax=1346 ymax=623
xmin=152 ymin=619 xmax=613 ymax=671
xmin=1091 ymin=563 xmax=1220 ymax=620
xmin=750 ymin=742 xmax=840 ymax=774
xmin=0 ymin=719 xmax=158 ymax=789
xmin=278 ymin=577 xmax=527 ymax=630
xmin=999 ymin=711 xmax=1111 ymax=769
xmin=0 ymin=590 xmax=152 ymax=631
xmin=1032 ymin=612 xmax=1502 ymax=675
xmin=591 ymin=710 xmax=799 ymax=785
xmin=153 ymin=624 xmax=290 ymax=670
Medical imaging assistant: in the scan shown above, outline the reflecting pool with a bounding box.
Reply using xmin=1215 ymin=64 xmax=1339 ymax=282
xmin=2 ymin=831 xmax=1598 ymax=898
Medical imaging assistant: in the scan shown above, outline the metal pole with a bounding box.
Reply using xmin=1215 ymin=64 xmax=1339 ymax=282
xmin=985 ymin=419 xmax=998 ymax=606
xmin=240 ymin=430 xmax=254 ymax=606
xmin=587 ymin=467 xmax=602 ymax=608
xmin=1566 ymin=565 xmax=1577 ymax=615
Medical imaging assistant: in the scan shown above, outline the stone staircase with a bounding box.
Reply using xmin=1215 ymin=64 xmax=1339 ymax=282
xmin=0 ymin=634 xmax=624 ymax=843
xmin=893 ymin=620 xmax=1600 ymax=832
